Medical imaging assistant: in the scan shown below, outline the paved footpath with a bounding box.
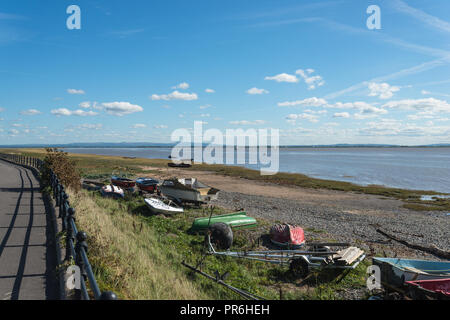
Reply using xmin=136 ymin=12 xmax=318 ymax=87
xmin=0 ymin=159 xmax=58 ymax=300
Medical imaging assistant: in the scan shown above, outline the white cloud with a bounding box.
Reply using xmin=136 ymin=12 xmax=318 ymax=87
xmin=382 ymin=98 xmax=450 ymax=113
xmin=79 ymin=101 xmax=91 ymax=108
xmin=199 ymin=104 xmax=211 ymax=109
xmin=67 ymin=88 xmax=85 ymax=95
xmin=333 ymin=112 xmax=350 ymax=118
xmin=172 ymin=82 xmax=190 ymax=90
xmin=391 ymin=0 xmax=450 ymax=34
xmin=51 ymin=108 xmax=98 ymax=116
xmin=229 ymin=120 xmax=266 ymax=125
xmin=8 ymin=129 xmax=19 ymax=135
xmin=285 ymin=113 xmax=319 ymax=123
xmin=20 ymin=109 xmax=41 ymax=115
xmin=200 ymin=113 xmax=210 ymax=117
xmin=132 ymin=123 xmax=147 ymax=128
xmin=278 ymin=97 xmax=327 ymax=107
xmin=265 ymin=73 xmax=299 ymax=83
xmin=79 ymin=124 xmax=103 ymax=130
xmin=421 ymin=90 xmax=431 ymax=95
xmin=154 ymin=125 xmax=168 ymax=129
xmin=101 ymin=102 xmax=144 ymax=116
xmin=368 ymin=82 xmax=400 ymax=99
xmin=246 ymin=87 xmax=269 ymax=95
xmin=151 ymin=90 xmax=198 ymax=101
xmin=205 ymin=88 xmax=215 ymax=93
xmin=295 ymin=69 xmax=325 ymax=90
xmin=12 ymin=123 xmax=22 ymax=127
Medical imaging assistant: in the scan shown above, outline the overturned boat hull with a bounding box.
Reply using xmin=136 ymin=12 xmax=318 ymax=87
xmin=190 ymin=211 xmax=257 ymax=232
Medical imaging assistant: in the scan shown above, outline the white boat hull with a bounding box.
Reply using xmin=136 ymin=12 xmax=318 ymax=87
xmin=145 ymin=198 xmax=184 ymax=215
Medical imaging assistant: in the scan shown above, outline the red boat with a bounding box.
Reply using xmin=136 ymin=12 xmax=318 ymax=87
xmin=136 ymin=177 xmax=159 ymax=193
xmin=111 ymin=176 xmax=135 ymax=188
xmin=270 ymin=224 xmax=305 ymax=248
xmin=406 ymin=279 xmax=450 ymax=300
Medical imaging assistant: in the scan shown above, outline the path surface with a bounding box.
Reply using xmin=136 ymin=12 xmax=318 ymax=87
xmin=0 ymin=160 xmax=58 ymax=300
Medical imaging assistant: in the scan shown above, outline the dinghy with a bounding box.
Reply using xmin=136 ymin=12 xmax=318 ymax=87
xmin=136 ymin=177 xmax=159 ymax=193
xmin=100 ymin=184 xmax=124 ymax=198
xmin=372 ymin=257 xmax=450 ymax=287
xmin=190 ymin=211 xmax=257 ymax=233
xmin=111 ymin=176 xmax=136 ymax=188
xmin=144 ymin=197 xmax=184 ymax=215
xmin=270 ymin=224 xmax=305 ymax=248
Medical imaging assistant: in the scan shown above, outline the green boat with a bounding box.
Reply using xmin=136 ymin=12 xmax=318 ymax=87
xmin=190 ymin=211 xmax=257 ymax=233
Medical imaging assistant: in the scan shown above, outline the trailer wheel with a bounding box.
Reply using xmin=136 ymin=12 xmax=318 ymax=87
xmin=208 ymin=222 xmax=233 ymax=250
xmin=290 ymin=258 xmax=309 ymax=278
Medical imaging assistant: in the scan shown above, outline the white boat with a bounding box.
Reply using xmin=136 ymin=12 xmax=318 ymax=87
xmin=144 ymin=197 xmax=184 ymax=215
xmin=100 ymin=184 xmax=124 ymax=198
xmin=159 ymin=178 xmax=219 ymax=204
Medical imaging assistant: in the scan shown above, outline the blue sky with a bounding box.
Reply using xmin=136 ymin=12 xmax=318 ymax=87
xmin=1 ymin=0 xmax=449 ymax=145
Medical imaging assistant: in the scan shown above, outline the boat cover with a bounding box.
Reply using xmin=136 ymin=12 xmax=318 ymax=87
xmin=270 ymin=224 xmax=305 ymax=247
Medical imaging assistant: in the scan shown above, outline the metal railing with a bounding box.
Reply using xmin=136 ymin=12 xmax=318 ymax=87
xmin=0 ymin=153 xmax=117 ymax=300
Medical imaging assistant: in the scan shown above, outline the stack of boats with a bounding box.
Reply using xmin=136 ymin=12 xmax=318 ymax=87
xmin=97 ymin=175 xmax=220 ymax=215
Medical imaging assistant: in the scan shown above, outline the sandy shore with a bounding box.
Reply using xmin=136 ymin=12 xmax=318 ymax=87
xmin=144 ymin=165 xmax=450 ymax=260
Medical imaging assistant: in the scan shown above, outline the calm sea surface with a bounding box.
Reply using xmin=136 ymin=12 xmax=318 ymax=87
xmin=63 ymin=147 xmax=450 ymax=193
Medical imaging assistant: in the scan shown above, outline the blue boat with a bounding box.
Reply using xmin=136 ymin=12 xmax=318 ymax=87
xmin=372 ymin=257 xmax=450 ymax=287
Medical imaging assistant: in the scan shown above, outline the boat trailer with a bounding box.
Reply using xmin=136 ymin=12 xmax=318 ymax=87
xmin=206 ymin=234 xmax=366 ymax=277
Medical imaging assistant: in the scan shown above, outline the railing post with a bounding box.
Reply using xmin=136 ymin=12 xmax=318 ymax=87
xmin=61 ymin=192 xmax=68 ymax=229
xmin=66 ymin=208 xmax=75 ymax=261
xmin=75 ymin=231 xmax=88 ymax=299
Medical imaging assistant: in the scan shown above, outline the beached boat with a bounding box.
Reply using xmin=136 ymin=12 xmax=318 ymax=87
xmin=100 ymin=185 xmax=124 ymax=198
xmin=270 ymin=224 xmax=305 ymax=248
xmin=144 ymin=197 xmax=184 ymax=215
xmin=111 ymin=176 xmax=136 ymax=188
xmin=190 ymin=211 xmax=257 ymax=233
xmin=159 ymin=178 xmax=219 ymax=204
xmin=405 ymin=278 xmax=450 ymax=300
xmin=136 ymin=177 xmax=159 ymax=193
xmin=168 ymin=162 xmax=192 ymax=168
xmin=372 ymin=257 xmax=450 ymax=287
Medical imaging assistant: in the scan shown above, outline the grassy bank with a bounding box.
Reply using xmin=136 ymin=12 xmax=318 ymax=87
xmin=2 ymin=148 xmax=449 ymax=211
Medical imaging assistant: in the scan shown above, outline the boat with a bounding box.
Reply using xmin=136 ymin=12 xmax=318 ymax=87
xmin=159 ymin=178 xmax=219 ymax=204
xmin=136 ymin=177 xmax=159 ymax=193
xmin=144 ymin=197 xmax=184 ymax=215
xmin=100 ymin=185 xmax=124 ymax=198
xmin=111 ymin=176 xmax=136 ymax=189
xmin=372 ymin=257 xmax=450 ymax=287
xmin=190 ymin=211 xmax=257 ymax=233
xmin=168 ymin=162 xmax=192 ymax=168
xmin=270 ymin=224 xmax=305 ymax=248
xmin=405 ymin=278 xmax=450 ymax=300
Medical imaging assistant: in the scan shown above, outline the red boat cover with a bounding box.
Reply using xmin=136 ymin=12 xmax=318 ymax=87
xmin=406 ymin=279 xmax=450 ymax=296
xmin=270 ymin=224 xmax=305 ymax=246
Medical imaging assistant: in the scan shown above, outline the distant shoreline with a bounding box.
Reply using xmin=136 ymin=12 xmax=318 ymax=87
xmin=1 ymin=144 xmax=450 ymax=149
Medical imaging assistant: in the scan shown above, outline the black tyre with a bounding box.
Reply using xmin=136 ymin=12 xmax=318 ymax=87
xmin=289 ymin=258 xmax=309 ymax=278
xmin=208 ymin=222 xmax=233 ymax=250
